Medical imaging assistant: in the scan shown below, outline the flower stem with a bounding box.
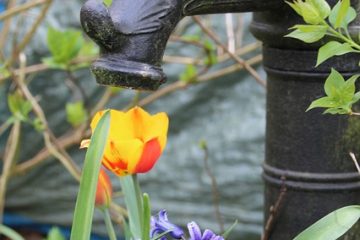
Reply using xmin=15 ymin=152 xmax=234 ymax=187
xmin=103 ymin=209 xmax=117 ymax=240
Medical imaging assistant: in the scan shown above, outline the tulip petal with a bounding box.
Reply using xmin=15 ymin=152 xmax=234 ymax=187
xmin=80 ymin=139 xmax=91 ymax=149
xmin=131 ymin=138 xmax=161 ymax=173
xmin=145 ymin=112 xmax=168 ymax=150
xmin=95 ymin=168 xmax=113 ymax=207
xmin=126 ymin=107 xmax=169 ymax=150
xmin=91 ymin=110 xmax=135 ymax=141
xmin=103 ymin=139 xmax=143 ymax=176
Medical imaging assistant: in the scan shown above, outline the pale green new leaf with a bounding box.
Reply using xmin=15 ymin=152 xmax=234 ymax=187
xmin=103 ymin=0 xmax=112 ymax=7
xmin=46 ymin=27 xmax=84 ymax=64
xmin=293 ymin=205 xmax=360 ymax=240
xmin=324 ymin=69 xmax=345 ymax=97
xmin=180 ymin=64 xmax=198 ymax=83
xmin=309 ymin=0 xmax=331 ymax=19
xmin=299 ymin=2 xmax=323 ymax=24
xmin=292 ymin=24 xmax=328 ymax=33
xmin=285 ymin=29 xmax=327 ymax=43
xmin=341 ymin=74 xmax=359 ymax=102
xmin=286 ymin=1 xmax=303 ymax=16
xmin=66 ymin=101 xmax=88 ymax=127
xmin=352 ymin=91 xmax=360 ymax=104
xmin=329 ymin=0 xmax=356 ymax=29
xmin=324 ymin=107 xmax=351 ymax=114
xmin=8 ymin=93 xmax=32 ymax=122
xmin=306 ymin=96 xmax=339 ymax=111
xmin=335 ymin=0 xmax=350 ymax=28
xmin=316 ymin=41 xmax=354 ymax=66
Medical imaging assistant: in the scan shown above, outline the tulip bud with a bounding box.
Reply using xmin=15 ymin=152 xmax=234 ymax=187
xmin=96 ymin=168 xmax=113 ymax=208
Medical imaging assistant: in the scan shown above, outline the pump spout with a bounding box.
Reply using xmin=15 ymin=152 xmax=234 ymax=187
xmin=80 ymin=0 xmax=280 ymax=90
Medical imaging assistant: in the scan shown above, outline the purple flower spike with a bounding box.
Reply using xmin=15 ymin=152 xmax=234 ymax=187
xmin=201 ymin=229 xmax=216 ymax=240
xmin=150 ymin=210 xmax=184 ymax=239
xmin=188 ymin=222 xmax=202 ymax=240
xmin=187 ymin=222 xmax=224 ymax=240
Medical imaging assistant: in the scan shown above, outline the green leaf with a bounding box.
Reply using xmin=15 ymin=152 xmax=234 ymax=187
xmin=316 ymin=41 xmax=354 ymax=66
xmin=293 ymin=205 xmax=360 ymax=240
xmin=151 ymin=230 xmax=171 ymax=240
xmin=32 ymin=118 xmax=45 ymax=132
xmin=286 ymin=1 xmax=303 ymax=16
xmin=341 ymin=74 xmax=359 ymax=102
xmin=323 ymin=107 xmax=350 ymax=114
xmin=47 ymin=227 xmax=65 ymax=240
xmin=306 ymin=96 xmax=339 ymax=111
xmin=103 ymin=0 xmax=112 ymax=7
xmin=309 ymin=0 xmax=331 ymax=19
xmin=324 ymin=69 xmax=345 ymax=97
xmin=180 ymin=65 xmax=198 ymax=83
xmin=70 ymin=111 xmax=111 ymax=240
xmin=299 ymin=2 xmax=323 ymax=24
xmin=66 ymin=101 xmax=88 ymax=127
xmin=42 ymin=57 xmax=68 ymax=70
xmin=78 ymin=41 xmax=99 ymax=57
xmin=222 ymin=220 xmax=238 ymax=239
xmin=119 ymin=175 xmax=143 ymax=240
xmin=335 ymin=0 xmax=350 ymax=28
xmin=329 ymin=0 xmax=356 ymax=29
xmin=292 ymin=24 xmax=328 ymax=33
xmin=0 ymin=225 xmax=24 ymax=240
xmin=8 ymin=92 xmax=32 ymax=122
xmin=285 ymin=28 xmax=327 ymax=43
xmin=46 ymin=27 xmax=84 ymax=65
xmin=142 ymin=193 xmax=151 ymax=240
xmin=352 ymin=91 xmax=360 ymax=104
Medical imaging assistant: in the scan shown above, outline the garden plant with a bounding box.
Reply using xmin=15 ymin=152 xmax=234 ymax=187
xmin=0 ymin=0 xmax=359 ymax=240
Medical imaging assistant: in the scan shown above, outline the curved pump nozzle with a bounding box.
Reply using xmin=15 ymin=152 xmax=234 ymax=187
xmin=80 ymin=0 xmax=280 ymax=90
xmin=80 ymin=0 xmax=183 ymax=90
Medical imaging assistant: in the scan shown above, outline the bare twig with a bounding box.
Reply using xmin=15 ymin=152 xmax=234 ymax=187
xmin=262 ymin=176 xmax=287 ymax=240
xmin=225 ymin=13 xmax=235 ymax=53
xmin=192 ymin=16 xmax=266 ymax=88
xmin=0 ymin=0 xmax=17 ymax=49
xmin=349 ymin=152 xmax=360 ymax=175
xmin=0 ymin=121 xmax=21 ymax=222
xmin=14 ymin=53 xmax=81 ymax=180
xmin=200 ymin=141 xmax=224 ymax=232
xmin=139 ymin=54 xmax=262 ymax=107
xmin=15 ymin=0 xmax=52 ymax=55
xmin=0 ymin=0 xmax=47 ymax=21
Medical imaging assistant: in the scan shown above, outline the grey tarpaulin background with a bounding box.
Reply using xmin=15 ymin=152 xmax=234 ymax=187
xmin=0 ymin=1 xmax=266 ymax=239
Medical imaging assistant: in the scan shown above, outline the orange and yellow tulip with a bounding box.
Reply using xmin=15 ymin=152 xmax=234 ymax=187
xmin=81 ymin=107 xmax=169 ymax=176
xmin=96 ymin=168 xmax=113 ymax=208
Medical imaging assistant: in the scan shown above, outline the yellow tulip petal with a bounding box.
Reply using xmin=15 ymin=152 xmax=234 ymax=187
xmin=109 ymin=110 xmax=135 ymax=141
xmin=103 ymin=139 xmax=143 ymax=176
xmin=126 ymin=106 xmax=152 ymax=140
xmin=145 ymin=112 xmax=169 ymax=150
xmin=90 ymin=110 xmax=105 ymax=132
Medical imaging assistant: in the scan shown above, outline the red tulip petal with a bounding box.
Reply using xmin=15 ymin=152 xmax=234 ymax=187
xmin=134 ymin=138 xmax=161 ymax=173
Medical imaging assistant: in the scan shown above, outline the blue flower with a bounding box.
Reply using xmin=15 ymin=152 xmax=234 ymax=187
xmin=151 ymin=210 xmax=184 ymax=239
xmin=187 ymin=222 xmax=224 ymax=240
